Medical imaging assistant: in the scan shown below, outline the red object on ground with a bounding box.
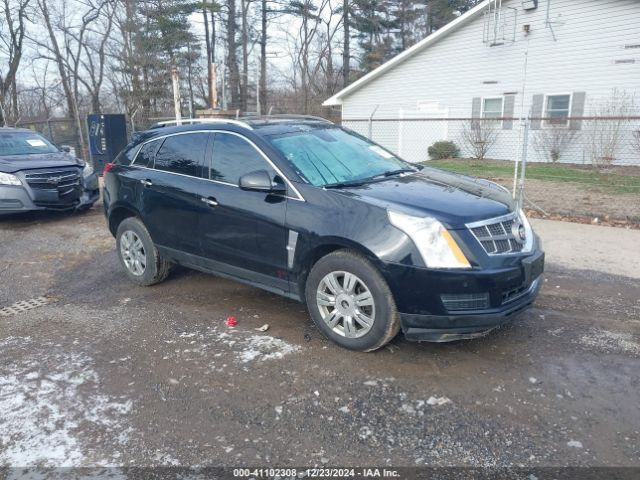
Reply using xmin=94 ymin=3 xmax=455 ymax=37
xmin=226 ymin=316 xmax=237 ymax=327
xmin=102 ymin=162 xmax=115 ymax=176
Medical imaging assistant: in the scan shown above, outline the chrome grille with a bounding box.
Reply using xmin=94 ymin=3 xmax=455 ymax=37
xmin=24 ymin=168 xmax=81 ymax=191
xmin=468 ymin=213 xmax=525 ymax=255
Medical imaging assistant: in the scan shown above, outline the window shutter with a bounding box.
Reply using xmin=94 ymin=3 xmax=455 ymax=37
xmin=472 ymin=97 xmax=481 ymax=118
xmin=530 ymin=94 xmax=544 ymax=130
xmin=502 ymin=94 xmax=516 ymax=130
xmin=569 ymin=92 xmax=586 ymax=130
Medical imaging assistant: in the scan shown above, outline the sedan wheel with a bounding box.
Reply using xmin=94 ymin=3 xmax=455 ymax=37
xmin=119 ymin=230 xmax=146 ymax=276
xmin=316 ymin=271 xmax=376 ymax=338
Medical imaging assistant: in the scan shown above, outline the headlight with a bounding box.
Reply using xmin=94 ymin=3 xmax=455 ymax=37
xmin=388 ymin=210 xmax=471 ymax=269
xmin=0 ymin=172 xmax=22 ymax=186
xmin=83 ymin=162 xmax=94 ymax=177
xmin=518 ymin=209 xmax=534 ymax=252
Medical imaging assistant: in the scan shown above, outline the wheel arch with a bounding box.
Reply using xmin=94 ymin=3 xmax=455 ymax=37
xmin=108 ymin=204 xmax=141 ymax=237
xmin=295 ymin=236 xmax=385 ymax=295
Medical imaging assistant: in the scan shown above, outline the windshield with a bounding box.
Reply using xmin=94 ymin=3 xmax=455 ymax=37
xmin=0 ymin=131 xmax=60 ymax=156
xmin=267 ymin=127 xmax=414 ymax=187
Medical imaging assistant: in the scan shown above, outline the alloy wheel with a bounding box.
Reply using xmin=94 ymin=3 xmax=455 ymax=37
xmin=120 ymin=230 xmax=147 ymax=276
xmin=316 ymin=271 xmax=375 ymax=338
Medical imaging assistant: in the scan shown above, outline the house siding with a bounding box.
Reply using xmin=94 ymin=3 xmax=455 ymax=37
xmin=339 ymin=0 xmax=640 ymax=164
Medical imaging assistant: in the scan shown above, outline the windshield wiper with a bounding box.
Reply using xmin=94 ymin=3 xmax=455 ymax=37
xmin=323 ymin=179 xmax=369 ymax=189
xmin=380 ymin=168 xmax=417 ymax=178
xmin=324 ymin=168 xmax=418 ymax=189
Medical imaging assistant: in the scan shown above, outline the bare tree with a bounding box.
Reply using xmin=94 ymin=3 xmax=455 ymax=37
xmin=460 ymin=119 xmax=499 ymax=161
xmin=0 ymin=0 xmax=30 ymax=125
xmin=31 ymin=0 xmax=107 ymax=154
xmin=587 ymin=89 xmax=635 ymax=168
xmin=533 ymin=127 xmax=578 ymax=163
xmin=77 ymin=0 xmax=115 ymax=113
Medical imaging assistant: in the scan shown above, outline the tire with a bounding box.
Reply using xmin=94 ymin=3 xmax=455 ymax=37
xmin=305 ymin=249 xmax=400 ymax=352
xmin=115 ymin=217 xmax=171 ymax=286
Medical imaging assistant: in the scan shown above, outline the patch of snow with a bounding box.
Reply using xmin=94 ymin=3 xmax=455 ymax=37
xmin=529 ymin=377 xmax=538 ymax=384
xmin=426 ymin=396 xmax=451 ymax=406
xmin=400 ymin=404 xmax=416 ymax=415
xmin=236 ymin=335 xmax=300 ymax=363
xmin=0 ymin=337 xmax=131 ymax=467
xmin=578 ymin=329 xmax=640 ymax=356
xmin=567 ymin=440 xmax=583 ymax=449
xmin=358 ymin=426 xmax=373 ymax=439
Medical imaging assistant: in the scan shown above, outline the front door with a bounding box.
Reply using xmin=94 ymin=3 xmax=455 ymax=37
xmin=138 ymin=132 xmax=211 ymax=255
xmin=198 ymin=132 xmax=289 ymax=291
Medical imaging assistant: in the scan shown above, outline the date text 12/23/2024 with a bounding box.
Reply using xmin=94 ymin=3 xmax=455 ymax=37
xmin=233 ymin=468 xmax=401 ymax=478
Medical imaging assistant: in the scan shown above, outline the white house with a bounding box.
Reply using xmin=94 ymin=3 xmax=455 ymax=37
xmin=324 ymin=0 xmax=640 ymax=165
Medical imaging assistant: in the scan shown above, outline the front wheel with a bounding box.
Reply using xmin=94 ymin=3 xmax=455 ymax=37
xmin=305 ymin=250 xmax=400 ymax=352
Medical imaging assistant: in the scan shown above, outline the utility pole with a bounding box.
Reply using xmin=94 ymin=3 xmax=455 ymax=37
xmin=211 ymin=63 xmax=218 ymax=109
xmin=171 ymin=66 xmax=182 ymax=125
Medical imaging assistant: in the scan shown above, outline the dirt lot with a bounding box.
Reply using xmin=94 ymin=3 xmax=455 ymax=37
xmin=427 ymin=160 xmax=640 ymax=224
xmin=499 ymin=178 xmax=640 ymax=224
xmin=1 ymin=205 xmax=639 ymax=472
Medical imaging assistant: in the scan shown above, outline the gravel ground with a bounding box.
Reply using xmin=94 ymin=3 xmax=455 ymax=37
xmin=0 ymin=204 xmax=639 ymax=470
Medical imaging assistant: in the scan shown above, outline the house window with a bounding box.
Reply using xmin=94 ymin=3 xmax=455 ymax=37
xmin=482 ymin=97 xmax=504 ymax=119
xmin=545 ymin=94 xmax=571 ymax=126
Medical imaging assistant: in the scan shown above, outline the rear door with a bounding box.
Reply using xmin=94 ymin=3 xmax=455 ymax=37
xmin=197 ymin=131 xmax=289 ymax=290
xmin=138 ymin=132 xmax=211 ymax=255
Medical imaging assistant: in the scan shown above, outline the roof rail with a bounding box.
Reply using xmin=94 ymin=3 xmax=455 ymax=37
xmin=151 ymin=118 xmax=253 ymax=130
xmin=242 ymin=114 xmax=333 ymax=124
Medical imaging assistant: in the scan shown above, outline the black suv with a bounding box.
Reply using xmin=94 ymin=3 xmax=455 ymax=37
xmin=103 ymin=117 xmax=544 ymax=351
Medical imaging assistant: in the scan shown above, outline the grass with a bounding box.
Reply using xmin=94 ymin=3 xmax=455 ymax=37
xmin=424 ymin=159 xmax=640 ymax=194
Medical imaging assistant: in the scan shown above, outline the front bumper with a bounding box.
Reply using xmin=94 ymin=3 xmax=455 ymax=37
xmin=0 ymin=173 xmax=99 ymax=216
xmin=383 ymin=250 xmax=545 ymax=342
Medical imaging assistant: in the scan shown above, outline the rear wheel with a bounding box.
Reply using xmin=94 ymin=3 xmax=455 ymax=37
xmin=305 ymin=250 xmax=400 ymax=352
xmin=116 ymin=217 xmax=170 ymax=286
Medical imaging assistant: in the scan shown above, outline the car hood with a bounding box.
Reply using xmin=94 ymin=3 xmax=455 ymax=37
xmin=0 ymin=152 xmax=81 ymax=173
xmin=334 ymin=168 xmax=515 ymax=229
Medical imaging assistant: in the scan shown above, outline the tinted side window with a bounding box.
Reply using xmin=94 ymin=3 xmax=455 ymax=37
xmin=155 ymin=133 xmax=208 ymax=177
xmin=133 ymin=140 xmax=161 ymax=167
xmin=116 ymin=143 xmax=141 ymax=165
xmin=210 ymin=133 xmax=273 ymax=184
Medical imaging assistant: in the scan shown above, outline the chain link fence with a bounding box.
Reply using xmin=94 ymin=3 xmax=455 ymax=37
xmin=13 ymin=112 xmax=640 ymax=225
xmin=342 ymin=116 xmax=640 ymax=226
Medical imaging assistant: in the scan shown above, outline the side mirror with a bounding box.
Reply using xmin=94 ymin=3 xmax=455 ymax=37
xmin=60 ymin=145 xmax=72 ymax=153
xmin=239 ymin=170 xmax=286 ymax=194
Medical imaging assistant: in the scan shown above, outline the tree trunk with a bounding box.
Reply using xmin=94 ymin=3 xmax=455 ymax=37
xmin=226 ymin=0 xmax=240 ymax=109
xmin=260 ymin=0 xmax=267 ymax=113
xmin=342 ymin=0 xmax=349 ymax=88
xmin=203 ymin=0 xmax=213 ymax=108
xmin=240 ymin=0 xmax=249 ymax=112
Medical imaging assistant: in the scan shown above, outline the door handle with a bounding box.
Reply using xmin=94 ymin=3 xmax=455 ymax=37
xmin=201 ymin=197 xmax=219 ymax=207
xmin=140 ymin=179 xmax=153 ymax=187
